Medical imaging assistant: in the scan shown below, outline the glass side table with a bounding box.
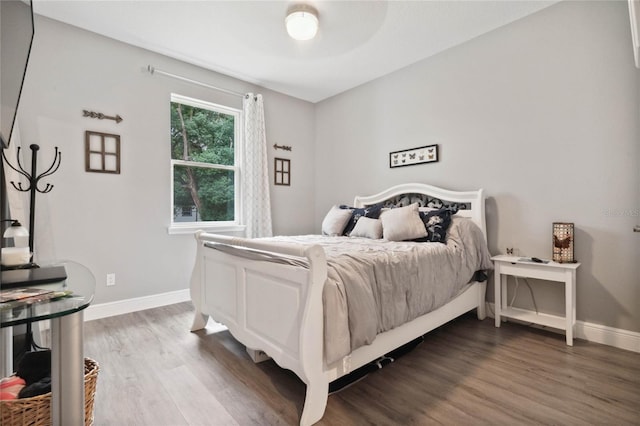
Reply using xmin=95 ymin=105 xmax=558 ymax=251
xmin=0 ymin=261 xmax=95 ymax=426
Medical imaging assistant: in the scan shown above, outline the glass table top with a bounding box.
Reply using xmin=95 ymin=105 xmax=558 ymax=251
xmin=0 ymin=261 xmax=95 ymax=327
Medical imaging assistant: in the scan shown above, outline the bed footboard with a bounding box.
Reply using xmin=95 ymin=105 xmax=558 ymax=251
xmin=190 ymin=231 xmax=329 ymax=425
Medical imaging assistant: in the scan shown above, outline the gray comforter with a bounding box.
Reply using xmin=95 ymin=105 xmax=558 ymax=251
xmin=267 ymin=217 xmax=493 ymax=364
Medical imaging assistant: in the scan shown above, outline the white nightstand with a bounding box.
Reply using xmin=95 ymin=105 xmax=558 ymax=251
xmin=492 ymin=255 xmax=581 ymax=345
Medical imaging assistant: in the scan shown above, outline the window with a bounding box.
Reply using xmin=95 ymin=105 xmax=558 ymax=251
xmin=170 ymin=94 xmax=241 ymax=232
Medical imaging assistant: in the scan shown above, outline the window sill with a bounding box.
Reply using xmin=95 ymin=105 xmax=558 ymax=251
xmin=167 ymin=224 xmax=246 ymax=236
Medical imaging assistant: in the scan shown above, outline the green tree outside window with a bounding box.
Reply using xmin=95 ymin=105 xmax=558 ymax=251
xmin=170 ymin=95 xmax=239 ymax=223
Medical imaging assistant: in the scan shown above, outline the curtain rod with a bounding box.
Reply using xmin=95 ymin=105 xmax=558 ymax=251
xmin=146 ymin=65 xmax=245 ymax=98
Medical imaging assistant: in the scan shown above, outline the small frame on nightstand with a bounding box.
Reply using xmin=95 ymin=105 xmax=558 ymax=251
xmin=85 ymin=131 xmax=121 ymax=174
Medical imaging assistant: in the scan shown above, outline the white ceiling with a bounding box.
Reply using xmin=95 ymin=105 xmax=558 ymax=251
xmin=33 ymin=0 xmax=558 ymax=103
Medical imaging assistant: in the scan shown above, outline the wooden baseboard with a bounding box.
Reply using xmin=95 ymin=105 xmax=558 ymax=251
xmin=575 ymin=320 xmax=640 ymax=353
xmin=486 ymin=303 xmax=640 ymax=353
xmin=84 ymin=289 xmax=191 ymax=322
xmin=80 ymin=296 xmax=640 ymax=354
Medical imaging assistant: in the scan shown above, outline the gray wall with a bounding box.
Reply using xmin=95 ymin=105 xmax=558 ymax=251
xmin=16 ymin=16 xmax=316 ymax=304
xmin=315 ymin=1 xmax=640 ymax=332
xmin=13 ymin=2 xmax=640 ymax=333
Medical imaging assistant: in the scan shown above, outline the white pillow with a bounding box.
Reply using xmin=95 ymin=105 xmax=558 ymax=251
xmin=349 ymin=217 xmax=383 ymax=239
xmin=380 ymin=203 xmax=427 ymax=241
xmin=322 ymin=206 xmax=352 ymax=236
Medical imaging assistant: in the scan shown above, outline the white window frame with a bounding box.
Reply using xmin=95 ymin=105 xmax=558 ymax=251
xmin=168 ymin=94 xmax=244 ymax=235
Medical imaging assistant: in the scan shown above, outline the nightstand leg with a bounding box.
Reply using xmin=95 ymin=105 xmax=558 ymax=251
xmin=501 ymin=275 xmax=508 ymax=317
xmin=494 ymin=266 xmax=502 ymax=327
xmin=565 ymin=270 xmax=576 ymax=346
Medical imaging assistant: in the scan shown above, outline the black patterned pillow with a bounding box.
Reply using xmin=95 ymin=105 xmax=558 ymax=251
xmin=413 ymin=208 xmax=453 ymax=243
xmin=339 ymin=203 xmax=383 ymax=236
xmin=424 ymin=201 xmax=460 ymax=214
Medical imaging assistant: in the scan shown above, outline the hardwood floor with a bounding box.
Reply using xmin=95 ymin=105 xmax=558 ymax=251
xmin=84 ymin=302 xmax=640 ymax=425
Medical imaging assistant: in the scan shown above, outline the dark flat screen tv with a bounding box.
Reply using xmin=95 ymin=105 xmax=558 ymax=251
xmin=1 ymin=0 xmax=34 ymax=251
xmin=1 ymin=0 xmax=35 ymax=148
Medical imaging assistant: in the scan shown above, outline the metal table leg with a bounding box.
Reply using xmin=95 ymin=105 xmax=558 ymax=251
xmin=51 ymin=310 xmax=85 ymax=426
xmin=0 ymin=326 xmax=12 ymax=377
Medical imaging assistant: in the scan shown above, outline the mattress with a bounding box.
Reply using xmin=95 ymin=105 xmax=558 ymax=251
xmin=261 ymin=216 xmax=493 ymax=363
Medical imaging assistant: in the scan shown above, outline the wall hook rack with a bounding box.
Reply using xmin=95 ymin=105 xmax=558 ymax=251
xmin=1 ymin=144 xmax=62 ymax=255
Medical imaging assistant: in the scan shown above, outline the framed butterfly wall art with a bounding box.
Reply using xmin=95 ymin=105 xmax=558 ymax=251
xmin=389 ymin=144 xmax=438 ymax=168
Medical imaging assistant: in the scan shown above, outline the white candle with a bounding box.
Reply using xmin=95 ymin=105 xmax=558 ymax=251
xmin=1 ymin=247 xmax=31 ymax=266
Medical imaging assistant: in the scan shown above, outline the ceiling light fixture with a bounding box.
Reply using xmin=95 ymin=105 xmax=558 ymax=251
xmin=285 ymin=4 xmax=319 ymax=41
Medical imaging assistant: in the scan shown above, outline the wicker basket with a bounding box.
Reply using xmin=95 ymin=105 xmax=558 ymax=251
xmin=0 ymin=357 xmax=99 ymax=426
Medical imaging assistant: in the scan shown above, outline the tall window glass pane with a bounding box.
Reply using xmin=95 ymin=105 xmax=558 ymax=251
xmin=173 ymin=166 xmax=235 ymax=222
xmin=170 ymin=95 xmax=239 ymax=226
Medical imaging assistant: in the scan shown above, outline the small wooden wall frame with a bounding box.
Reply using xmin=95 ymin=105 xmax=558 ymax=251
xmin=85 ymin=130 xmax=121 ymax=174
xmin=274 ymin=157 xmax=290 ymax=186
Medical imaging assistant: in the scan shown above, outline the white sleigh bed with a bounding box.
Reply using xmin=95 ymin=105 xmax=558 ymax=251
xmin=189 ymin=183 xmax=490 ymax=425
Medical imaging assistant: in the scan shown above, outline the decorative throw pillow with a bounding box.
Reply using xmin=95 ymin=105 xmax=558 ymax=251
xmin=322 ymin=206 xmax=353 ymax=236
xmin=380 ymin=203 xmax=427 ymax=241
xmin=414 ymin=208 xmax=453 ymax=243
xmin=339 ymin=203 xmax=383 ymax=235
xmin=349 ymin=217 xmax=383 ymax=239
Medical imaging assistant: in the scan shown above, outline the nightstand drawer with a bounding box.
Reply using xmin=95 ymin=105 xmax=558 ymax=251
xmin=499 ymin=263 xmax=567 ymax=282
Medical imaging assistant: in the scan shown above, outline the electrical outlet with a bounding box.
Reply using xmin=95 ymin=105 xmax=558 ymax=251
xmin=106 ymin=273 xmax=116 ymax=286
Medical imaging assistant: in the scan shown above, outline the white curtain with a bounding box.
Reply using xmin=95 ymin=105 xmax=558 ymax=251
xmin=242 ymin=93 xmax=272 ymax=238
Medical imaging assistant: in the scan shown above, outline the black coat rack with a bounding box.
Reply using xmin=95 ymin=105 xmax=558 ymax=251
xmin=1 ymin=144 xmax=61 ymax=262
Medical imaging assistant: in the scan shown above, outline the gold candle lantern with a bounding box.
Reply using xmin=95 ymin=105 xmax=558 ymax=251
xmin=552 ymin=222 xmax=575 ymax=263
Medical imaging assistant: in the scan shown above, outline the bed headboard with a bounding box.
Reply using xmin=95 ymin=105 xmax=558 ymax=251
xmin=353 ymin=183 xmax=486 ymax=239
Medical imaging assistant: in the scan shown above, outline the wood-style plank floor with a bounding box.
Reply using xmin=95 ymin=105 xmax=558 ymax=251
xmin=84 ymin=302 xmax=640 ymax=425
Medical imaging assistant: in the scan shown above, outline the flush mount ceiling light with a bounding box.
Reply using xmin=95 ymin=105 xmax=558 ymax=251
xmin=285 ymin=4 xmax=319 ymax=41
